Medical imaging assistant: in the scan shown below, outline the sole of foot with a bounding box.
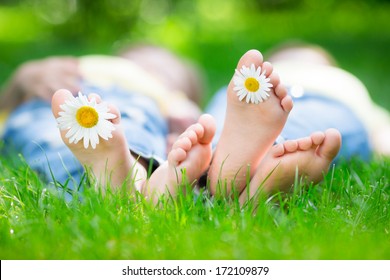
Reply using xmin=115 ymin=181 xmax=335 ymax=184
xmin=208 ymin=49 xmax=293 ymax=196
xmin=239 ymin=128 xmax=342 ymax=204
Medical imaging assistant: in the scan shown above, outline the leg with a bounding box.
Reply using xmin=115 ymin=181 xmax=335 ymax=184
xmin=2 ymin=98 xmax=84 ymax=196
xmin=145 ymin=114 xmax=216 ymax=202
xmin=239 ymin=129 xmax=341 ymax=204
xmin=208 ymin=50 xmax=293 ymax=195
xmin=51 ymin=89 xmax=147 ymax=192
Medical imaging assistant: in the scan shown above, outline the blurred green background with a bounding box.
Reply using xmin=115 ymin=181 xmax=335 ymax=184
xmin=1 ymin=0 xmax=390 ymax=108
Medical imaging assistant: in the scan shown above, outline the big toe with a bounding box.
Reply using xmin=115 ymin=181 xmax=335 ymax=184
xmin=237 ymin=49 xmax=264 ymax=69
xmin=317 ymin=128 xmax=342 ymax=161
xmin=228 ymin=50 xmax=265 ymax=93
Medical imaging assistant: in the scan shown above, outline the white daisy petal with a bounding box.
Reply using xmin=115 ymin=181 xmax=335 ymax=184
xmin=69 ymin=126 xmax=83 ymax=144
xmin=56 ymin=92 xmax=116 ymax=149
xmin=256 ymin=65 xmax=261 ymax=76
xmin=234 ymin=69 xmax=244 ymax=79
xmin=100 ymin=128 xmax=114 ymax=140
xmin=89 ymin=128 xmax=99 ymax=149
xmin=104 ymin=112 xmax=116 ymax=120
xmin=83 ymin=130 xmax=90 ymax=149
xmin=251 ymin=93 xmax=256 ymax=104
xmin=242 ymin=67 xmax=250 ymax=77
xmin=65 ymin=125 xmax=79 ymax=138
xmin=254 ymin=92 xmax=259 ymax=103
xmin=250 ymin=63 xmax=256 ymax=73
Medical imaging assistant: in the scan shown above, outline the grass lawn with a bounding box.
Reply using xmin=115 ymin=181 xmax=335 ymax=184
xmin=0 ymin=156 xmax=389 ymax=259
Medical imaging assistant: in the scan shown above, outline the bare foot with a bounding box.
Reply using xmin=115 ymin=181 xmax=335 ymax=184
xmin=239 ymin=128 xmax=342 ymax=204
xmin=52 ymin=89 xmax=147 ymax=191
xmin=145 ymin=114 xmax=216 ymax=202
xmin=208 ymin=50 xmax=293 ymax=195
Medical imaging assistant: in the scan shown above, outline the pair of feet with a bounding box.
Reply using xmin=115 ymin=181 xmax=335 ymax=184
xmin=52 ymin=50 xmax=341 ymax=202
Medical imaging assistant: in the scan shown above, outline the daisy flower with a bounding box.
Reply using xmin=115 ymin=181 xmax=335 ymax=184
xmin=56 ymin=92 xmax=116 ymax=149
xmin=233 ymin=63 xmax=273 ymax=104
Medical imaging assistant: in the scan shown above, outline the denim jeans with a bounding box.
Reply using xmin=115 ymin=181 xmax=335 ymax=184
xmin=205 ymin=87 xmax=372 ymax=162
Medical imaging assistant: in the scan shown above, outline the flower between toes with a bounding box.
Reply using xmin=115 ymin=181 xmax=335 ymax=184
xmin=56 ymin=92 xmax=116 ymax=149
xmin=233 ymin=63 xmax=272 ymax=104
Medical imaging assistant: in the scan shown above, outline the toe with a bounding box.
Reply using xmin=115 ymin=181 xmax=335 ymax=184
xmin=268 ymin=72 xmax=280 ymax=88
xmin=191 ymin=123 xmax=205 ymax=140
xmin=178 ymin=126 xmax=198 ymax=145
xmin=185 ymin=129 xmax=198 ymax=145
xmin=281 ymin=95 xmax=293 ymax=113
xmin=270 ymin=143 xmax=285 ymax=157
xmin=172 ymin=137 xmax=192 ymax=152
xmin=237 ymin=49 xmax=264 ymax=69
xmin=168 ymin=147 xmax=187 ymax=166
xmin=297 ymin=136 xmax=313 ymax=151
xmin=52 ymin=89 xmax=74 ymax=117
xmin=108 ymin=104 xmax=121 ymax=124
xmin=311 ymin=131 xmax=326 ymax=145
xmin=88 ymin=93 xmax=102 ymax=103
xmin=275 ymin=84 xmax=288 ymax=99
xmin=284 ymin=140 xmax=298 ymax=153
xmin=262 ymin=61 xmax=274 ymax=77
xmin=198 ymin=114 xmax=216 ymax=145
xmin=317 ymin=128 xmax=341 ymax=160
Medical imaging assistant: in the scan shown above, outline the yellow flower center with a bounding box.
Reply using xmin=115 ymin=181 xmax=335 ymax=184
xmin=76 ymin=106 xmax=99 ymax=128
xmin=245 ymin=77 xmax=260 ymax=92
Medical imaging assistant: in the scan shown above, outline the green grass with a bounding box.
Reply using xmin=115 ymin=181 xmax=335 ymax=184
xmin=0 ymin=155 xmax=389 ymax=259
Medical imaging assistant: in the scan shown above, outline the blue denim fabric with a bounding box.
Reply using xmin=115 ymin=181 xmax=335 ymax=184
xmin=1 ymin=83 xmax=168 ymax=191
xmin=205 ymin=87 xmax=372 ymax=162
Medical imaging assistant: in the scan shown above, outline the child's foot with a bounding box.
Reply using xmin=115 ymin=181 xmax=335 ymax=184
xmin=52 ymin=89 xmax=147 ymax=191
xmin=239 ymin=129 xmax=341 ymax=203
xmin=145 ymin=114 xmax=216 ymax=201
xmin=208 ymin=50 xmax=293 ymax=195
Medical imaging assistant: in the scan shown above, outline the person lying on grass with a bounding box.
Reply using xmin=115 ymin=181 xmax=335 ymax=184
xmin=1 ymin=42 xmax=389 ymax=203
xmin=49 ymin=48 xmax=340 ymax=203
